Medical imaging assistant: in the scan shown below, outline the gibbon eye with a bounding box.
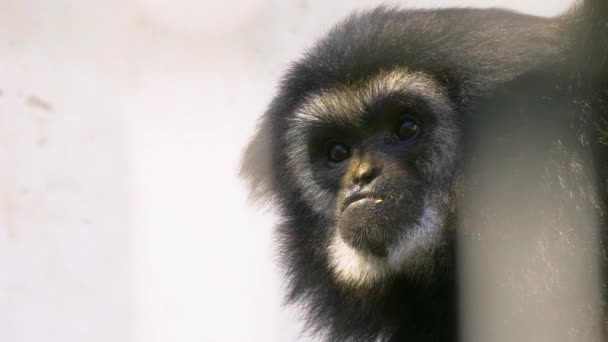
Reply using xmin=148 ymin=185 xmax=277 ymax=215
xmin=397 ymin=119 xmax=420 ymax=141
xmin=328 ymin=143 xmax=350 ymax=163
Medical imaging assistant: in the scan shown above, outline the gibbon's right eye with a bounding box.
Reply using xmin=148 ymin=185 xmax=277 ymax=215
xmin=328 ymin=143 xmax=350 ymax=163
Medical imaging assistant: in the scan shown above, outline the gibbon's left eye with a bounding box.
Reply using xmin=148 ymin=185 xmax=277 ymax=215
xmin=397 ymin=119 xmax=420 ymax=141
xmin=328 ymin=143 xmax=350 ymax=163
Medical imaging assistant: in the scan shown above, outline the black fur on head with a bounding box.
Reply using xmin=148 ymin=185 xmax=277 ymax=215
xmin=241 ymin=1 xmax=608 ymax=341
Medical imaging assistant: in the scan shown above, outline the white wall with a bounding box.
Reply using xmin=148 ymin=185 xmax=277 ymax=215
xmin=0 ymin=1 xmax=574 ymax=341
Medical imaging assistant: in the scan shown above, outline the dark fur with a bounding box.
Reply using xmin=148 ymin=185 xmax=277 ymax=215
xmin=241 ymin=1 xmax=608 ymax=341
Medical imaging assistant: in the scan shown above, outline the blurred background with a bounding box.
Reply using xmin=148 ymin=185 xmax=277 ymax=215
xmin=0 ymin=0 xmax=575 ymax=341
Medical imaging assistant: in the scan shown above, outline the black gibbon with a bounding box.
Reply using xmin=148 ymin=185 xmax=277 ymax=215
xmin=241 ymin=1 xmax=608 ymax=340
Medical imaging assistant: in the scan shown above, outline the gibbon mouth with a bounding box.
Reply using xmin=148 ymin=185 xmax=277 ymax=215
xmin=341 ymin=193 xmax=384 ymax=213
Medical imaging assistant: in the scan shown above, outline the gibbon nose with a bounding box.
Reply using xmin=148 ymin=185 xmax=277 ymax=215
xmin=352 ymin=162 xmax=381 ymax=186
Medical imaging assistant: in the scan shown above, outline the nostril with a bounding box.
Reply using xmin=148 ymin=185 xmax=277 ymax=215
xmin=354 ymin=165 xmax=380 ymax=185
xmin=360 ymin=170 xmax=375 ymax=184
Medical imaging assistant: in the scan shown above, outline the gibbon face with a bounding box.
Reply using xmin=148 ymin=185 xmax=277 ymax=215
xmin=284 ymin=69 xmax=460 ymax=288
